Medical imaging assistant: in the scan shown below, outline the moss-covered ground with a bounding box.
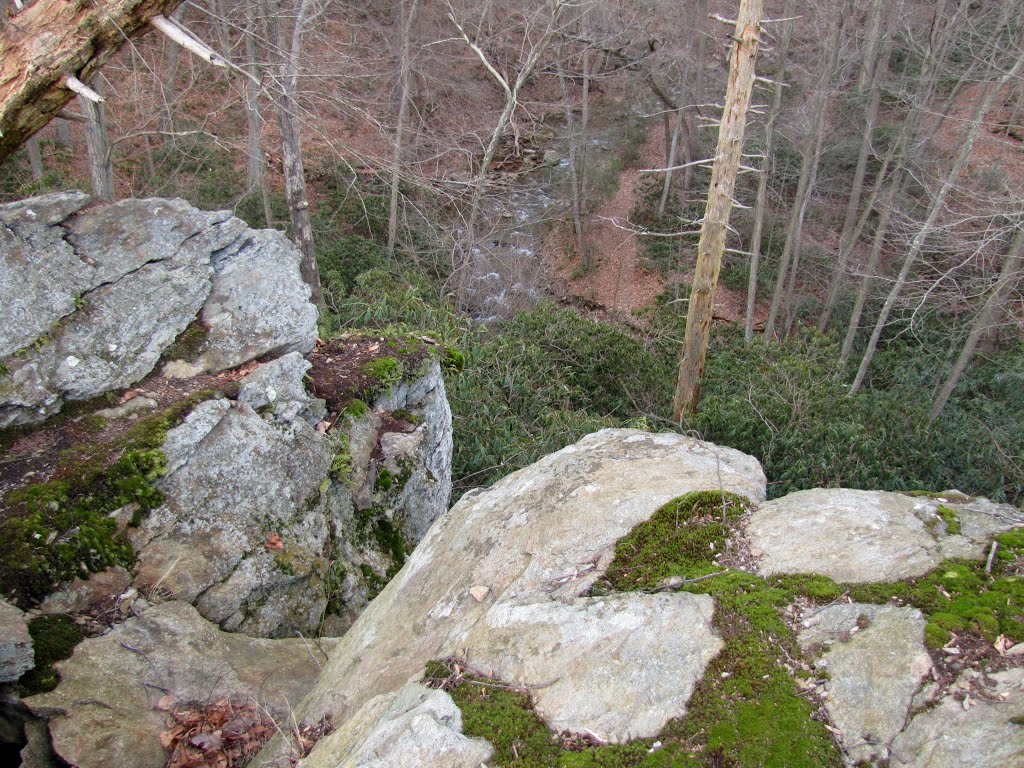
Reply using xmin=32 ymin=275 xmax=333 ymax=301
xmin=0 ymin=391 xmax=220 ymax=607
xmin=16 ymin=614 xmax=84 ymax=696
xmin=425 ymin=491 xmax=1024 ymax=767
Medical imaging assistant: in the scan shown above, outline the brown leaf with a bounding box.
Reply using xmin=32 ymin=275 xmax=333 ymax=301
xmin=156 ymin=694 xmax=176 ymax=712
xmin=265 ymin=533 xmax=284 ymax=550
xmin=190 ymin=731 xmax=223 ymax=752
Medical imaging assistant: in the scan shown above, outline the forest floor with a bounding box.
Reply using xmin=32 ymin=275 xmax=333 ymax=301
xmin=541 ymin=120 xmax=762 ymax=327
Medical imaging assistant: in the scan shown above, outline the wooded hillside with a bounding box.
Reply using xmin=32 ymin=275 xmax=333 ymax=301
xmin=2 ymin=0 xmax=1023 ymax=504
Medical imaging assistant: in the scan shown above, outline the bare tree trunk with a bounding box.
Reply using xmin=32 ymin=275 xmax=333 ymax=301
xmin=159 ymin=5 xmax=186 ymax=138
xmin=81 ymin=76 xmax=115 ymax=202
xmin=674 ymin=0 xmax=763 ymax=419
xmin=849 ymin=50 xmax=1024 ymax=396
xmin=659 ymin=63 xmax=690 ymax=216
xmin=764 ymin=3 xmax=848 ymax=338
xmin=387 ymin=0 xmax=418 ymax=256
xmin=266 ymin=0 xmax=322 ymax=307
xmin=928 ymin=225 xmax=1024 ymax=422
xmin=839 ymin=171 xmax=901 ymax=364
xmin=818 ymin=0 xmax=895 ymax=331
xmin=0 ymin=0 xmax=184 ymax=163
xmin=744 ymin=0 xmax=794 ymax=341
xmin=557 ymin=38 xmax=588 ymax=266
xmin=26 ymin=135 xmax=44 ymax=180
xmin=56 ymin=118 xmax=73 ymax=149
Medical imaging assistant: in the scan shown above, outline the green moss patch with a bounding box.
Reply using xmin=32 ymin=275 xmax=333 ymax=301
xmin=935 ymin=505 xmax=962 ymax=536
xmin=361 ymin=356 xmax=403 ymax=389
xmin=595 ymin=491 xmax=751 ymax=592
xmin=16 ymin=614 xmax=84 ymax=696
xmin=0 ymin=392 xmax=220 ymax=607
xmin=159 ymin=321 xmax=210 ymax=364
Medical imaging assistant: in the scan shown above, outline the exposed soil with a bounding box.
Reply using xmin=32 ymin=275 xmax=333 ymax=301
xmin=305 ymin=334 xmax=433 ymax=415
xmin=0 ymin=369 xmax=241 ymax=512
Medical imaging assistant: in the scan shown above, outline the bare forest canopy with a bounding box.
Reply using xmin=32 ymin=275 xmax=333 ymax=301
xmin=2 ymin=0 xmax=1024 ymax=504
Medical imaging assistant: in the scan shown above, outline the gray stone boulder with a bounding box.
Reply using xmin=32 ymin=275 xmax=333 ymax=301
xmin=0 ymin=193 xmax=317 ymax=427
xmin=301 ymin=683 xmax=493 ymax=768
xmin=889 ymin=668 xmax=1024 ymax=768
xmin=254 ymin=429 xmax=766 ymax=765
xmin=463 ymin=592 xmax=722 ymax=742
xmin=0 ymin=599 xmax=33 ymax=683
xmin=131 ymin=397 xmax=334 ymax=637
xmin=747 ymin=489 xmax=1024 ymax=582
xmin=797 ymin=602 xmax=933 ymax=763
xmin=196 ymin=228 xmax=318 ymax=373
xmin=131 ymin=351 xmax=453 ymax=638
xmin=22 ymin=601 xmax=335 ymax=768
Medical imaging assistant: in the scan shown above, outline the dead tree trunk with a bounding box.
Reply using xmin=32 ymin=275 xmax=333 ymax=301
xmin=673 ymin=0 xmax=763 ymax=420
xmin=0 ymin=0 xmax=184 ymax=163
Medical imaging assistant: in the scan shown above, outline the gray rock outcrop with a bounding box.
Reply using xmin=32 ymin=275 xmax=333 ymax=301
xmin=0 ymin=599 xmax=33 ymax=683
xmin=131 ymin=352 xmax=453 ymax=638
xmin=256 ymin=429 xmax=766 ymax=764
xmin=0 ymin=193 xmax=317 ymax=427
xmin=890 ymin=668 xmax=1024 ymax=768
xmin=747 ymin=488 xmax=1024 ymax=582
xmin=22 ymin=601 xmax=335 ymax=768
xmin=797 ymin=602 xmax=933 ymax=763
xmin=303 ymin=683 xmax=493 ymax=768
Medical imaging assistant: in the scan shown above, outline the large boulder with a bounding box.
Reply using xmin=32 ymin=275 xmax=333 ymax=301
xmin=131 ymin=347 xmax=454 ymax=638
xmin=22 ymin=601 xmax=336 ymax=768
xmin=747 ymin=488 xmax=1024 ymax=582
xmin=0 ymin=193 xmax=317 ymax=427
xmin=255 ymin=429 xmax=767 ymax=765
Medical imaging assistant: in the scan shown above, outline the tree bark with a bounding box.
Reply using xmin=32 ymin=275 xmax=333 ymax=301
xmin=26 ymin=134 xmax=43 ymax=180
xmin=0 ymin=0 xmax=184 ymax=163
xmin=557 ymin=38 xmax=588 ymax=266
xmin=265 ymin=0 xmax=322 ymax=308
xmin=928 ymin=225 xmax=1024 ymax=423
xmin=387 ymin=0 xmax=418 ymax=257
xmin=80 ymin=76 xmax=114 ymax=202
xmin=673 ymin=0 xmax=763 ymax=420
xmin=744 ymin=0 xmax=794 ymax=342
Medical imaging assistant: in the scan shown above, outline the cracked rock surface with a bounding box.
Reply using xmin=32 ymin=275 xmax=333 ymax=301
xmin=747 ymin=488 xmax=1024 ymax=582
xmin=254 ymin=429 xmax=767 ymax=765
xmin=890 ymin=668 xmax=1024 ymax=768
xmin=0 ymin=193 xmax=316 ymax=427
xmin=797 ymin=603 xmax=933 ymax=764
